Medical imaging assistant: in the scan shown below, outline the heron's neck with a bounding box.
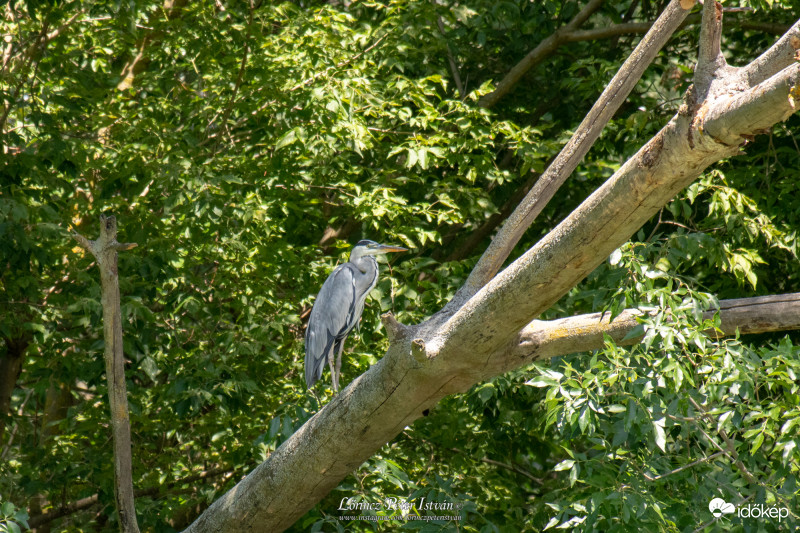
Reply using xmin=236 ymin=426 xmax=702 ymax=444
xmin=352 ymin=255 xmax=377 ymax=273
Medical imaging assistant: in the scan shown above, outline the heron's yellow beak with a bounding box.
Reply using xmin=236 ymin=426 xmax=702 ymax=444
xmin=374 ymin=244 xmax=408 ymax=253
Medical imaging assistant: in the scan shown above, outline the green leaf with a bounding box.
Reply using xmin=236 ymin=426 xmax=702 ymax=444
xmin=553 ymin=459 xmax=575 ymax=472
xmin=653 ymin=418 xmax=666 ymax=452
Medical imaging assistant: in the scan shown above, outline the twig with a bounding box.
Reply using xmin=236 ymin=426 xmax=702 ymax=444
xmin=688 ymin=396 xmax=757 ymax=485
xmin=209 ymin=0 xmax=254 ymax=138
xmin=643 ymin=450 xmax=725 ymax=481
xmin=289 ymin=33 xmax=388 ymax=93
xmin=436 ymin=13 xmax=464 ymax=97
xmin=450 ymin=447 xmax=543 ymax=484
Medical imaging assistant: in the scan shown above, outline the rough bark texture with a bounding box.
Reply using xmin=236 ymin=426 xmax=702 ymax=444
xmin=512 ymin=292 xmax=800 ymax=363
xmin=73 ymin=216 xmax=140 ymax=533
xmin=184 ymin=5 xmax=800 ymax=532
xmin=0 ymin=336 xmax=28 ymax=442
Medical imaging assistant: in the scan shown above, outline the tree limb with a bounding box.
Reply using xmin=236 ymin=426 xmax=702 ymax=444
xmin=564 ymin=17 xmax=790 ymax=43
xmin=72 ymin=215 xmax=140 ymax=533
xmin=739 ymin=18 xmax=800 ymax=87
xmin=510 ymin=292 xmax=800 ymax=362
xmin=477 ymin=0 xmax=605 ymax=109
xmin=457 ymin=0 xmax=691 ymax=308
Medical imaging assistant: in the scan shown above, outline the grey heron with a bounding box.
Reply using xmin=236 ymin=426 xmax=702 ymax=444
xmin=305 ymin=239 xmax=407 ymax=391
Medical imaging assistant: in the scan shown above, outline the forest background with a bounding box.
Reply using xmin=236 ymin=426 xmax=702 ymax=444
xmin=2 ymin=0 xmax=800 ymax=531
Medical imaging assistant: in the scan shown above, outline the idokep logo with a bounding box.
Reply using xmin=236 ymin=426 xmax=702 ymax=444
xmin=709 ymin=498 xmax=735 ymax=518
xmin=708 ymin=497 xmax=790 ymax=522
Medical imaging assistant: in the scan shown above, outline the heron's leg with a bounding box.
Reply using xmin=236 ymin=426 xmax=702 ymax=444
xmin=334 ymin=341 xmax=345 ymax=392
xmin=327 ymin=348 xmax=337 ymax=392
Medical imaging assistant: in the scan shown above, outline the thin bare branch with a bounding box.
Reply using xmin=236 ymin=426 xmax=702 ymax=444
xmin=288 ymin=34 xmax=388 ymax=93
xmin=477 ymin=0 xmax=605 ymax=109
xmin=643 ymin=450 xmax=725 ymax=482
xmin=211 ymin=0 xmax=254 ymax=137
xmin=437 ymin=14 xmax=464 ymax=97
xmin=451 ymin=447 xmax=544 ymax=484
xmin=688 ymin=397 xmax=758 ymax=484
xmin=455 ymin=0 xmax=692 ymax=308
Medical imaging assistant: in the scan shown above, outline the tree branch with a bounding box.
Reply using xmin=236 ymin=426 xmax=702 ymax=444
xmin=439 ymin=59 xmax=799 ymax=372
xmin=72 ymin=215 xmax=140 ymax=533
xmin=688 ymin=396 xmax=758 ymax=484
xmin=697 ymin=0 xmax=724 ymax=71
xmin=477 ymin=0 xmax=605 ymax=109
xmin=510 ymin=292 xmax=800 ymax=363
xmin=115 ymin=0 xmax=187 ymax=92
xmin=456 ymin=0 xmax=691 ymax=308
xmin=209 ymin=0 xmax=254 ymax=137
xmin=564 ymin=17 xmax=791 ymax=43
xmin=739 ymin=18 xmax=800 ymax=88
xmin=643 ymin=450 xmax=725 ymax=482
xmin=704 ymin=62 xmax=800 ymax=146
xmin=437 ymin=13 xmax=464 ymax=97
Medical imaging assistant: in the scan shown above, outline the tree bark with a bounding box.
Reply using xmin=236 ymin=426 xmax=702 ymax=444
xmin=511 ymin=292 xmax=800 ymax=363
xmin=0 ymin=335 xmax=28 ymax=443
xmin=72 ymin=215 xmax=140 ymax=533
xmin=183 ymin=5 xmax=800 ymax=532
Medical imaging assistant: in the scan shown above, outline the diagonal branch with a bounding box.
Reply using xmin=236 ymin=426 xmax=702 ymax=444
xmin=210 ymin=0 xmax=255 ymax=138
xmin=477 ymin=0 xmax=605 ymax=109
xmin=643 ymin=450 xmax=725 ymax=482
xmin=437 ymin=14 xmax=464 ymax=97
xmin=739 ymin=18 xmax=800 ymax=87
xmin=453 ymin=0 xmax=692 ymax=310
xmin=688 ymin=396 xmax=758 ymax=484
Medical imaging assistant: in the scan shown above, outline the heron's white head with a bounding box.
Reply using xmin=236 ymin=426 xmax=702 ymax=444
xmin=349 ymin=240 xmax=408 ymax=261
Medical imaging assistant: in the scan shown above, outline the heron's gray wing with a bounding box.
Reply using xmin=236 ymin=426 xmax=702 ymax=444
xmin=305 ymin=264 xmax=358 ymax=388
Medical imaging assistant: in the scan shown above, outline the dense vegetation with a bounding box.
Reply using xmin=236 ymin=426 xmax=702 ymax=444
xmin=2 ymin=0 xmax=799 ymax=530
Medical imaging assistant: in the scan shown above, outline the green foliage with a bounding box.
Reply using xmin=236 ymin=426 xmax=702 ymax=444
xmin=530 ymin=249 xmax=800 ymax=530
xmin=1 ymin=0 xmax=799 ymax=531
xmin=0 ymin=500 xmax=29 ymax=533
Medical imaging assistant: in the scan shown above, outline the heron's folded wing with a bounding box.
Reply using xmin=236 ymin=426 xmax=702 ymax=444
xmin=304 ymin=264 xmax=358 ymax=387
